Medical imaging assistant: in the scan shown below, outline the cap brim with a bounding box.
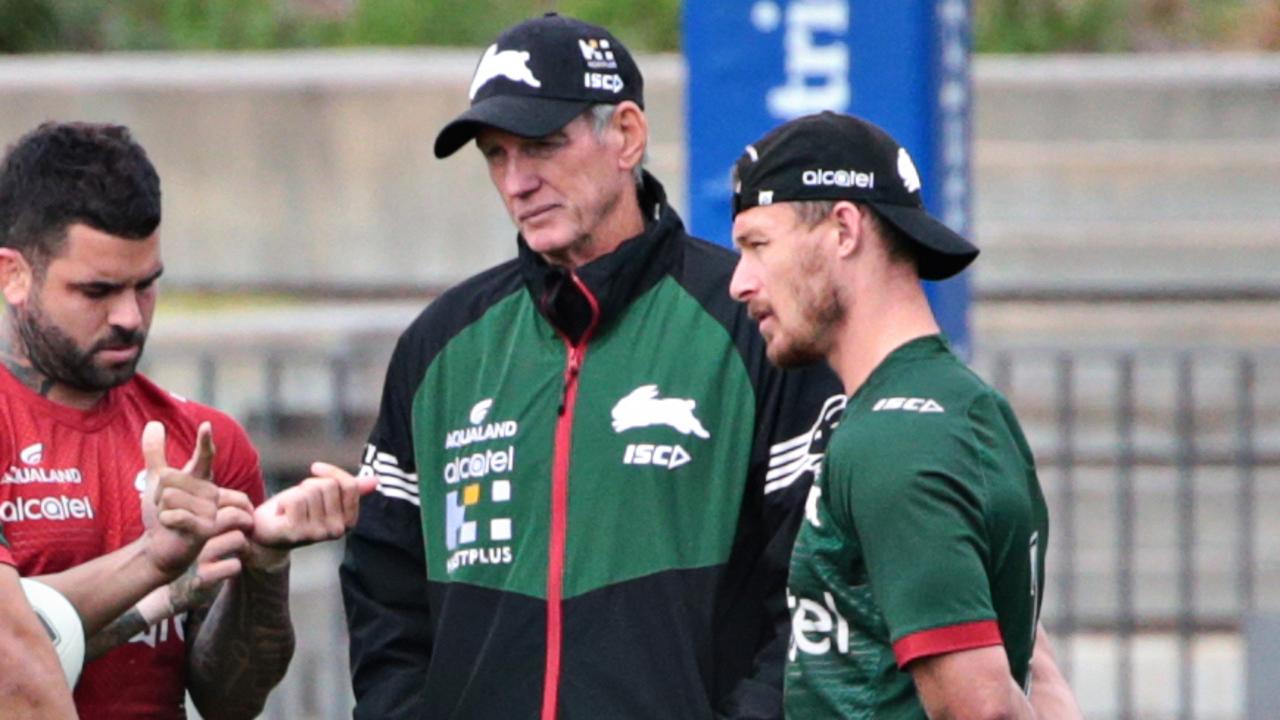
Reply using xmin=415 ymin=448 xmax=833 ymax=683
xmin=870 ymin=202 xmax=979 ymax=281
xmin=433 ymin=95 xmax=593 ymax=158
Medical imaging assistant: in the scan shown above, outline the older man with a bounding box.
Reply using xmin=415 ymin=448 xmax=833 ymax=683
xmin=341 ymin=13 xmax=843 ymax=720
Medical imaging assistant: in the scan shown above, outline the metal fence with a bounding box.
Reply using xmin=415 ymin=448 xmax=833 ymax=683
xmin=154 ymin=338 xmax=1279 ymax=720
xmin=975 ymin=345 xmax=1280 ymax=720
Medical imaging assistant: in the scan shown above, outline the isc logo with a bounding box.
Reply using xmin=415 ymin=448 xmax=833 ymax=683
xmin=871 ymin=397 xmax=945 ymax=413
xmin=583 ymin=72 xmax=624 ymax=93
xmin=623 ymin=443 xmax=691 ymax=470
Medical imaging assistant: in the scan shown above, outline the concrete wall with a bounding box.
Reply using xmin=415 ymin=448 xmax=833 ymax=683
xmin=969 ymin=54 xmax=1280 ymax=348
xmin=2 ymin=51 xmax=1276 ymax=314
xmin=0 ymin=50 xmax=686 ymax=292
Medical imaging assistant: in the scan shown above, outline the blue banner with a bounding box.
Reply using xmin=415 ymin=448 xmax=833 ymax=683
xmin=684 ymin=0 xmax=973 ymax=355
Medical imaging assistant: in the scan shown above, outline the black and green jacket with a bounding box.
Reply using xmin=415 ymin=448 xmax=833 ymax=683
xmin=340 ymin=175 xmax=843 ymax=720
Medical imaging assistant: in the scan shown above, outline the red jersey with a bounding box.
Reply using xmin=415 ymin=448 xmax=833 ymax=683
xmin=0 ymin=367 xmax=265 ymax=719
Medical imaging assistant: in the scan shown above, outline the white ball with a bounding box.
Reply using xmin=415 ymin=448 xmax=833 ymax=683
xmin=20 ymin=578 xmax=86 ymax=688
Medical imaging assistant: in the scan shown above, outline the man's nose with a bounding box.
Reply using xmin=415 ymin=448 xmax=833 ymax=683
xmin=729 ymin=256 xmax=757 ymax=302
xmin=495 ymin=154 xmax=540 ymax=199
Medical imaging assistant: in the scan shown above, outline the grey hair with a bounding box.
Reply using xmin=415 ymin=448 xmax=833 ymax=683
xmin=587 ymin=103 xmax=647 ymax=186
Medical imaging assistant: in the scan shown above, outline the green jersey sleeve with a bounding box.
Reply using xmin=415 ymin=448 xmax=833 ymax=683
xmin=831 ymin=394 xmax=1004 ymax=668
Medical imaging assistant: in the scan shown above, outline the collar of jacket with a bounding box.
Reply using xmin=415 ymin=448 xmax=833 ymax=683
xmin=518 ymin=171 xmax=684 ymax=344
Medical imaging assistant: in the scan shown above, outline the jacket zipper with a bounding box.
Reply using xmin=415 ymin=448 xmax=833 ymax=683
xmin=542 ymin=272 xmax=600 ymax=720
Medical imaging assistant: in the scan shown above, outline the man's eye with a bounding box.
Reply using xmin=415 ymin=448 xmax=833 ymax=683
xmin=529 ymin=140 xmax=563 ymax=156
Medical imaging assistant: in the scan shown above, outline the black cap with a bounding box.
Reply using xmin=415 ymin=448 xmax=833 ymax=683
xmin=434 ymin=13 xmax=644 ymax=159
xmin=732 ymin=111 xmax=978 ymax=280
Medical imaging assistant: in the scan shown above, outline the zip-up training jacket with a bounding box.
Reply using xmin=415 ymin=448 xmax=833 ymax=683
xmin=340 ymin=174 xmax=845 ymax=720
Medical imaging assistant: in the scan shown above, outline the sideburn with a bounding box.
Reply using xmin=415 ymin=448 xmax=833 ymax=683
xmin=798 ymin=241 xmax=845 ymax=330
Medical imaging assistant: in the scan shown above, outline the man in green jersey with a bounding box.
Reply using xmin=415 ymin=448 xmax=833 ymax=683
xmin=728 ymin=112 xmax=1082 ymax=718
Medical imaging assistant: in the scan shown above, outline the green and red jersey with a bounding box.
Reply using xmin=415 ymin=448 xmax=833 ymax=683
xmin=341 ymin=174 xmax=844 ymax=720
xmin=785 ymin=335 xmax=1048 ymax=718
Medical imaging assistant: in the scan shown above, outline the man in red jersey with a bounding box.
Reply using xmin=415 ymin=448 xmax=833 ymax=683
xmin=3 ymin=421 xmax=234 ymax=718
xmin=0 ymin=121 xmax=376 ymax=718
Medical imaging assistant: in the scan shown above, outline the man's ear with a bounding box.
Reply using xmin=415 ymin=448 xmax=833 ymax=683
xmin=612 ymin=101 xmax=649 ymax=174
xmin=0 ymin=249 xmax=34 ymax=306
xmin=830 ymin=201 xmax=865 ymax=260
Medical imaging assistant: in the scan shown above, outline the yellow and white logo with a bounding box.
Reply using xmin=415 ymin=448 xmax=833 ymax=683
xmin=445 ymin=479 xmax=514 ymax=572
xmin=578 ymin=38 xmax=617 ymax=69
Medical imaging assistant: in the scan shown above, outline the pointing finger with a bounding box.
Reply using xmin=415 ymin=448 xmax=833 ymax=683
xmin=142 ymin=421 xmax=169 ymax=476
xmin=313 ymin=462 xmax=380 ymax=498
xmin=309 ymin=462 xmax=354 ymax=482
xmin=183 ymin=422 xmax=216 ymax=481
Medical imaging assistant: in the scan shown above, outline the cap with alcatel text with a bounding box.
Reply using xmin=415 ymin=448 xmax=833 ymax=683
xmin=732 ymin=111 xmax=978 ymax=280
xmin=433 ymin=13 xmax=644 ymax=159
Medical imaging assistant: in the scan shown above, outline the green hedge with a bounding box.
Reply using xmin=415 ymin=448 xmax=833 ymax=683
xmin=975 ymin=0 xmax=1271 ymax=52
xmin=0 ymin=0 xmax=679 ymax=53
xmin=0 ymin=0 xmax=1273 ymax=54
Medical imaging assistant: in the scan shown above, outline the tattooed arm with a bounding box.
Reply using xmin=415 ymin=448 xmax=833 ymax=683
xmin=87 ymin=605 xmax=151 ymax=660
xmin=85 ymin=535 xmax=236 ymax=660
xmin=185 ymin=463 xmax=376 ymax=720
xmin=84 ymin=564 xmax=215 ymax=660
xmin=185 ymin=558 xmax=294 ymax=719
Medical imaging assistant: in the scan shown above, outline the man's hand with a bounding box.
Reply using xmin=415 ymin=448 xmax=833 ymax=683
xmin=140 ymin=421 xmax=238 ymax=578
xmin=136 ymin=505 xmax=255 ymax=625
xmin=245 ymin=462 xmax=379 ymax=571
xmin=83 ymin=436 xmax=255 ymax=658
